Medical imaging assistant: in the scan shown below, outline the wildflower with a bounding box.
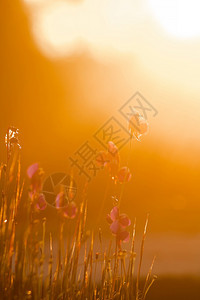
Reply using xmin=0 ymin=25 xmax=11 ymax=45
xmin=128 ymin=110 xmax=148 ymax=140
xmin=35 ymin=193 xmax=47 ymax=210
xmin=27 ymin=163 xmax=44 ymax=194
xmin=96 ymin=142 xmax=133 ymax=184
xmin=108 ymin=141 xmax=118 ymax=155
xmin=55 ymin=192 xmax=77 ymax=219
xmin=63 ymin=202 xmax=77 ymax=219
xmin=27 ymin=163 xmax=39 ymax=179
xmin=96 ymin=142 xmax=120 ymax=178
xmin=107 ymin=206 xmax=131 ymax=242
xmin=95 ymin=151 xmax=108 ymax=167
xmin=117 ymin=167 xmax=132 ymax=183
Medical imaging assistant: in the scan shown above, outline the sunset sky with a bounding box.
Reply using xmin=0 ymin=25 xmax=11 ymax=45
xmin=21 ymin=0 xmax=200 ymax=148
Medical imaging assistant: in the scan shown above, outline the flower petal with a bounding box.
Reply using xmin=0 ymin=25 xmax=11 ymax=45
xmin=110 ymin=220 xmax=120 ymax=234
xmin=138 ymin=117 xmax=149 ymax=134
xmin=63 ymin=202 xmax=77 ymax=219
xmin=117 ymin=167 xmax=132 ymax=183
xmin=108 ymin=141 xmax=118 ymax=155
xmin=27 ymin=163 xmax=39 ymax=179
xmin=96 ymin=151 xmax=108 ymax=167
xmin=118 ymin=230 xmax=130 ymax=242
xmin=119 ymin=214 xmax=131 ymax=227
xmin=128 ymin=112 xmax=148 ymax=138
xmin=110 ymin=206 xmax=119 ymax=221
xmin=36 ymin=193 xmax=47 ymax=211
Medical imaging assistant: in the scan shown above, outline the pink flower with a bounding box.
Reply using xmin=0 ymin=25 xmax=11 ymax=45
xmin=27 ymin=163 xmax=39 ymax=179
xmin=108 ymin=141 xmax=118 ymax=155
xmin=117 ymin=167 xmax=132 ymax=183
xmin=96 ymin=142 xmax=120 ymax=178
xmin=55 ymin=192 xmax=77 ymax=219
xmin=63 ymin=202 xmax=77 ymax=219
xmin=27 ymin=163 xmax=44 ymax=194
xmin=35 ymin=193 xmax=47 ymax=210
xmin=128 ymin=110 xmax=148 ymax=140
xmin=96 ymin=151 xmax=108 ymax=167
xmin=107 ymin=206 xmax=131 ymax=242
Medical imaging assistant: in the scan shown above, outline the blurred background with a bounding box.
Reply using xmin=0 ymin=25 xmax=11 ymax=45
xmin=0 ymin=0 xmax=200 ymax=299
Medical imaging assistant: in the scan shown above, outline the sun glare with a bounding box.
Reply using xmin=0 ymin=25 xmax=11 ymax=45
xmin=24 ymin=0 xmax=147 ymax=58
xmin=31 ymin=1 xmax=87 ymax=57
xmin=23 ymin=0 xmax=200 ymax=59
xmin=148 ymin=0 xmax=200 ymax=38
xmin=23 ymin=0 xmax=51 ymax=4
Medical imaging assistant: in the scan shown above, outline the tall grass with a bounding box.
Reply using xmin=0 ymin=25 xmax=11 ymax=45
xmin=0 ymin=127 xmax=156 ymax=299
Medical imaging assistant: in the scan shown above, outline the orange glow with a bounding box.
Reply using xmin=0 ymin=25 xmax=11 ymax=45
xmin=1 ymin=1 xmax=200 ymax=297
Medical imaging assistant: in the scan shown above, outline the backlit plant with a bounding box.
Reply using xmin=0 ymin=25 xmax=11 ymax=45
xmin=0 ymin=117 xmax=156 ymax=299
